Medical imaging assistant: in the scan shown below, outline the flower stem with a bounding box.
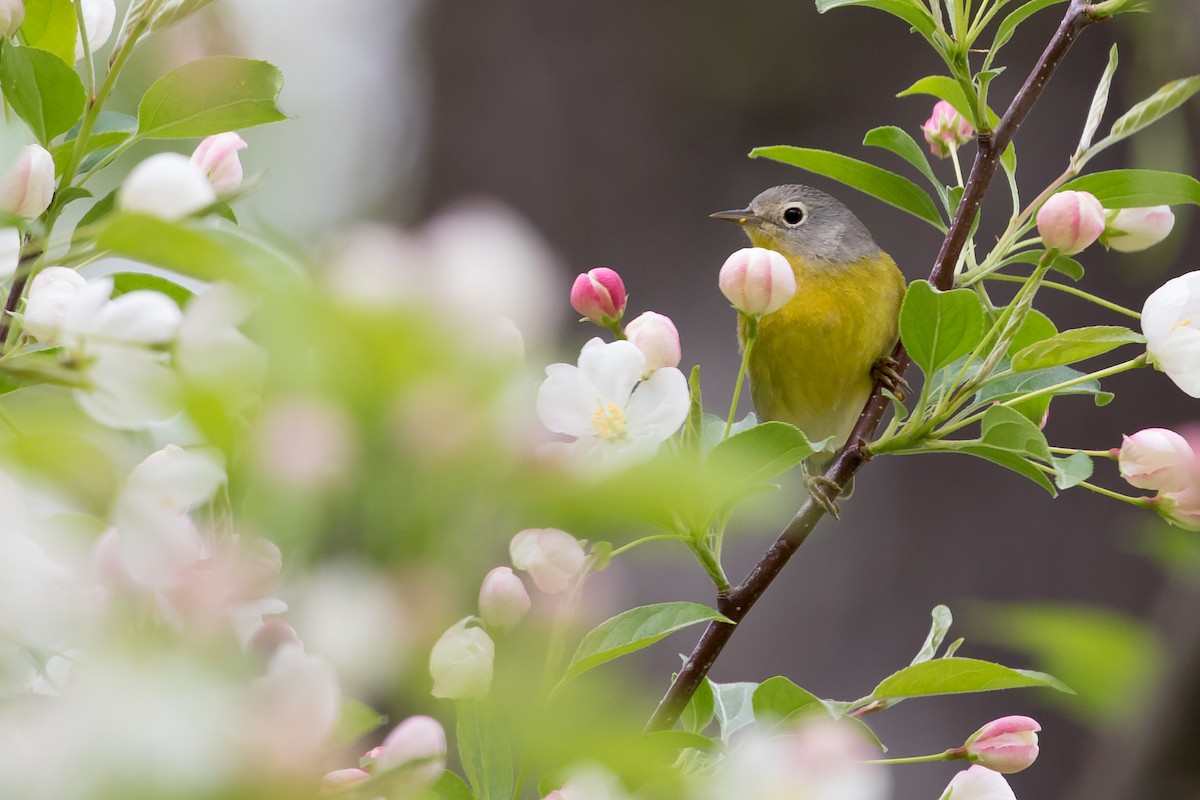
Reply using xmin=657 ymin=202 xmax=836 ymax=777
xmin=1075 ymin=480 xmax=1153 ymax=508
xmin=983 ymin=273 xmax=1141 ymax=319
xmin=1049 ymin=446 xmax=1115 ymax=459
xmin=866 ymin=750 xmax=962 ymax=766
xmin=610 ymin=533 xmax=690 ymax=558
xmin=725 ymin=315 xmax=758 ymax=439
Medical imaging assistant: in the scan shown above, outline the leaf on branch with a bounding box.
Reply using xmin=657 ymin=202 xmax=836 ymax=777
xmin=1010 ymin=326 xmax=1145 ymax=372
xmin=1075 ymin=45 xmax=1119 ymax=159
xmin=911 ymin=605 xmax=954 ymax=665
xmin=562 ymin=603 xmax=732 ymax=684
xmin=1053 ymin=451 xmax=1093 ymax=489
xmin=456 ymin=700 xmax=513 ymax=800
xmin=20 ymin=0 xmax=79 ymax=64
xmin=950 ymin=443 xmax=1057 ymax=494
xmin=709 ymin=680 xmax=758 ymax=744
xmin=137 ymin=56 xmax=288 ymax=139
xmin=0 ymin=42 xmax=86 ymax=144
xmin=707 ymin=421 xmax=830 ymax=488
xmin=680 ymin=673 xmax=715 ymax=734
xmin=863 ymin=126 xmax=945 ymax=206
xmin=898 ymin=75 xmax=976 ymax=128
xmin=1062 ymin=169 xmax=1200 ymax=209
xmin=109 ymin=272 xmax=196 ymax=308
xmin=1007 ymin=310 xmax=1059 ymax=357
xmin=976 ymin=364 xmax=1112 ymax=408
xmin=999 ymin=249 xmax=1084 ymax=281
xmin=813 ymin=0 xmax=937 ymax=40
xmin=981 ymin=404 xmax=1051 ymax=462
xmin=869 ymin=657 xmax=1073 ymax=701
xmin=753 ymin=676 xmax=840 ymax=724
xmin=1093 ymin=76 xmax=1200 ymax=155
xmin=434 ymin=772 xmax=475 ymax=800
xmin=898 ymin=280 xmax=987 ymax=376
xmin=989 ymin=0 xmax=1067 ymax=61
xmin=749 ymin=146 xmax=946 ymax=230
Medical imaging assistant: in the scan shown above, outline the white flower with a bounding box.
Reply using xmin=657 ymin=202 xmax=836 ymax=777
xmin=939 ymin=766 xmax=1016 ymax=800
xmin=1104 ymin=206 xmax=1175 ymax=252
xmin=23 ymin=267 xmax=87 ymax=343
xmin=509 ymin=528 xmax=586 ymax=594
xmin=429 ymin=617 xmax=494 ymax=699
xmin=1142 ymin=271 xmax=1200 ymax=397
xmin=118 ymin=153 xmax=216 ymax=220
xmin=536 ymin=338 xmax=689 ymax=467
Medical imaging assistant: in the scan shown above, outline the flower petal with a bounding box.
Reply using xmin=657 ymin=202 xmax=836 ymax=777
xmin=577 ymin=338 xmax=645 ymax=406
xmin=624 ymin=366 xmax=689 ymax=440
xmin=536 ymin=363 xmax=596 ymax=437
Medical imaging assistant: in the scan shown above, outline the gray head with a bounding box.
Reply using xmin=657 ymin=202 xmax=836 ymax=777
xmin=711 ymin=184 xmax=880 ymax=265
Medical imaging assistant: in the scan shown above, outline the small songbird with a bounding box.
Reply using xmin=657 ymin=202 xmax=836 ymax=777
xmin=712 ymin=184 xmax=907 ymax=516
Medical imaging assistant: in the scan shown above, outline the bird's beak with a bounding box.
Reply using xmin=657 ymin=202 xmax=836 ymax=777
xmin=709 ymin=208 xmax=760 ymax=225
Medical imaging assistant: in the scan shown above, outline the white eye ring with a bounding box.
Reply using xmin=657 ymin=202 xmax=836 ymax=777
xmin=782 ymin=206 xmax=806 ymax=226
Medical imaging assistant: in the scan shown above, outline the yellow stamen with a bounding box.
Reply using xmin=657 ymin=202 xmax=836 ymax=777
xmin=591 ymin=401 xmax=627 ymax=440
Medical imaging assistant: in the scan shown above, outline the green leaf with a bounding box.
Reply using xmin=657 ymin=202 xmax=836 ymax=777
xmin=330 ymin=698 xmax=383 ymax=750
xmin=981 ymin=404 xmax=1051 ymax=461
xmin=990 ymin=0 xmax=1066 ymax=59
xmin=945 ymin=443 xmax=1057 ymax=494
xmin=150 ymin=0 xmax=220 ymax=30
xmin=898 ymin=280 xmax=987 ymax=375
xmin=109 ymin=272 xmax=196 ymax=307
xmin=898 ymin=75 xmax=975 ymax=128
xmin=999 ymin=249 xmax=1083 ymax=281
xmin=1095 ymin=76 xmax=1200 ymax=155
xmin=434 ymin=771 xmax=476 ymax=800
xmin=76 ymin=189 xmax=117 ymax=232
xmin=680 ymin=672 xmax=715 ymax=734
xmin=52 ymin=111 xmax=138 ymax=176
xmin=1062 ymin=170 xmax=1200 ymax=209
xmin=977 ymin=364 xmax=1113 ymax=407
xmin=1076 ymin=45 xmax=1119 ymax=158
xmin=707 ymin=421 xmax=828 ymax=487
xmin=20 ymin=0 xmax=79 ymax=64
xmin=699 ymin=411 xmax=758 ymax=455
xmin=0 ymin=42 xmax=86 ymax=144
xmin=1007 ymin=309 xmax=1058 ymax=356
xmin=1011 ymin=326 xmax=1144 ymax=372
xmin=1053 ymin=451 xmax=1093 ymax=489
xmin=863 ymin=125 xmax=943 ymax=201
xmin=709 ymin=680 xmax=758 ymax=743
xmin=562 ymin=602 xmax=731 ymax=683
xmin=137 ymin=56 xmax=288 ymax=139
xmin=870 ymin=657 xmax=1073 ymax=701
xmin=456 ymin=700 xmax=513 ymax=800
xmin=749 ymin=146 xmax=946 ymax=230
xmin=753 ymin=676 xmax=838 ymax=723
xmin=813 ymin=0 xmax=937 ymax=38
xmin=911 ymin=605 xmax=953 ymax=665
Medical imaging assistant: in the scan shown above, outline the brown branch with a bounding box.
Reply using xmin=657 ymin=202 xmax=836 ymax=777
xmin=0 ymin=240 xmax=41 ymax=348
xmin=646 ymin=0 xmax=1103 ymax=732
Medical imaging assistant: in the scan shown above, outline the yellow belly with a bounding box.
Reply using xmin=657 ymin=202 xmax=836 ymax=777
xmin=743 ymin=252 xmax=905 ymax=452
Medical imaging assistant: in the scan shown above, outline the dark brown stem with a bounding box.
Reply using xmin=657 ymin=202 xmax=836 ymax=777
xmin=0 ymin=241 xmax=41 ymax=348
xmin=646 ymin=0 xmax=1101 ymax=732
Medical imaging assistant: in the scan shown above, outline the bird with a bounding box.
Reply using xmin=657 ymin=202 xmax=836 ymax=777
xmin=712 ymin=184 xmax=907 ymax=517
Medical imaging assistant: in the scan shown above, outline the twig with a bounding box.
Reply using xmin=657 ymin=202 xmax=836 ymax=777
xmin=646 ymin=0 xmax=1103 ymax=731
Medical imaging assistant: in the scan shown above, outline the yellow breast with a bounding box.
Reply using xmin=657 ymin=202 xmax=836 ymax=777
xmin=742 ymin=249 xmax=905 ymax=450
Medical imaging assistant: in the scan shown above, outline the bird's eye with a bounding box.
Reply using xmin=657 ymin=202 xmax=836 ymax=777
xmin=782 ymin=206 xmax=805 ymax=225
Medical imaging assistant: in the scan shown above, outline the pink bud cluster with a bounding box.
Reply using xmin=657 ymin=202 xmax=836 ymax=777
xmin=568 ymin=267 xmax=682 ymax=372
xmin=921 ymin=100 xmax=973 ymax=159
xmin=321 ymin=715 xmax=447 ymax=795
xmin=1117 ymin=427 xmax=1200 ymax=530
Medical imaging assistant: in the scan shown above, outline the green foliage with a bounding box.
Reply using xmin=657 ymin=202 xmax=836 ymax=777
xmin=1011 ymin=326 xmax=1144 ymax=372
xmin=813 ymin=0 xmax=937 ymax=40
xmin=1052 ymin=451 xmax=1093 ymax=489
xmin=709 ymin=680 xmax=757 ymax=744
xmin=752 ymin=676 xmax=838 ymax=723
xmin=706 ymin=421 xmax=828 ymax=489
xmin=1075 ymin=45 xmax=1119 ymax=158
xmin=680 ymin=674 xmax=714 ymax=734
xmin=434 ymin=771 xmax=476 ymax=800
xmin=20 ymin=0 xmax=79 ymax=64
xmin=749 ymin=146 xmax=946 ymax=230
xmin=1063 ymin=169 xmax=1200 ymax=208
xmin=989 ymin=0 xmax=1067 ymax=61
xmin=863 ymin=125 xmax=946 ymax=206
xmin=456 ymin=700 xmax=514 ymax=800
xmin=898 ymin=280 xmax=987 ymax=375
xmin=910 ymin=605 xmax=954 ymax=665
xmin=0 ymin=42 xmax=86 ymax=144
xmin=330 ymin=698 xmax=384 ymax=750
xmin=562 ymin=603 xmax=731 ymax=684
xmin=868 ymin=657 xmax=1073 ymax=701
xmin=137 ymin=56 xmax=288 ymax=139
xmin=109 ymin=272 xmax=196 ymax=307
xmin=898 ymin=75 xmax=975 ymax=127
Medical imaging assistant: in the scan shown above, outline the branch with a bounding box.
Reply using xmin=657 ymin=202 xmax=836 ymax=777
xmin=0 ymin=241 xmax=41 ymax=348
xmin=646 ymin=0 xmax=1102 ymax=732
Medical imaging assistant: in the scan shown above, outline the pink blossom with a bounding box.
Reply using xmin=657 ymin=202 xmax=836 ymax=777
xmin=718 ymin=247 xmax=796 ymax=317
xmin=1117 ymin=428 xmax=1194 ymax=493
xmin=191 ymin=132 xmax=248 ymax=194
xmin=624 ymin=311 xmax=681 ymax=372
xmin=921 ymin=100 xmax=973 ymax=158
xmin=570 ymin=267 xmax=626 ymax=324
xmin=510 ymin=528 xmax=587 ymax=594
xmin=478 ymin=566 xmax=531 ymax=631
xmin=1036 ymin=191 xmax=1105 ymax=255
xmin=964 ymin=715 xmax=1040 ymax=774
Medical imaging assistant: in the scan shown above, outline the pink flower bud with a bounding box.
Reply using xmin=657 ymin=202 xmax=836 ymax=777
xmin=509 ymin=528 xmax=587 ymax=594
xmin=718 ymin=247 xmax=796 ymax=317
xmin=0 ymin=0 xmax=24 ymax=38
xmin=624 ymin=311 xmax=681 ymax=372
xmin=321 ymin=768 xmax=370 ymax=792
xmin=478 ymin=566 xmax=531 ymax=631
xmin=1103 ymin=206 xmax=1175 ymax=253
xmin=941 ymin=766 xmax=1015 ymax=800
xmin=191 ymin=132 xmax=248 ymax=194
xmin=570 ymin=267 xmax=626 ymax=324
xmin=429 ymin=617 xmax=494 ymax=699
xmin=1036 ymin=190 xmax=1105 ymax=255
xmin=1155 ymin=485 xmax=1200 ymax=531
xmin=119 ymin=153 xmax=217 ymax=220
xmin=0 ymin=144 xmax=54 ymax=218
xmin=374 ymin=715 xmax=447 ymax=788
xmin=1118 ymin=428 xmax=1195 ymax=493
xmin=963 ymin=715 xmax=1040 ymax=774
xmin=921 ymin=100 xmax=973 ymax=159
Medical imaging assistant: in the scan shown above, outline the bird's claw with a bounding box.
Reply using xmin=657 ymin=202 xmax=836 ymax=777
xmin=872 ymin=356 xmax=911 ymax=401
xmin=804 ymin=475 xmax=843 ymax=520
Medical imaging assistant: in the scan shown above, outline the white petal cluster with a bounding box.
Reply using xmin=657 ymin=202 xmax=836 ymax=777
xmin=1142 ymin=271 xmax=1200 ymax=398
xmin=536 ymin=337 xmax=689 ymax=468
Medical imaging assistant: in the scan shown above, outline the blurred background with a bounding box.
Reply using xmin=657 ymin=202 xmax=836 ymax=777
xmin=145 ymin=1 xmax=1200 ymax=798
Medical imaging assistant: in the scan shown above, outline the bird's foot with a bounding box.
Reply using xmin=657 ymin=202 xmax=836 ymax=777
xmin=804 ymin=475 xmax=843 ymax=520
xmin=872 ymin=356 xmax=911 ymax=401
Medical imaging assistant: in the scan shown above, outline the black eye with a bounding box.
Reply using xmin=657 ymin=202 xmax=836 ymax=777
xmin=782 ymin=206 xmax=805 ymax=225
